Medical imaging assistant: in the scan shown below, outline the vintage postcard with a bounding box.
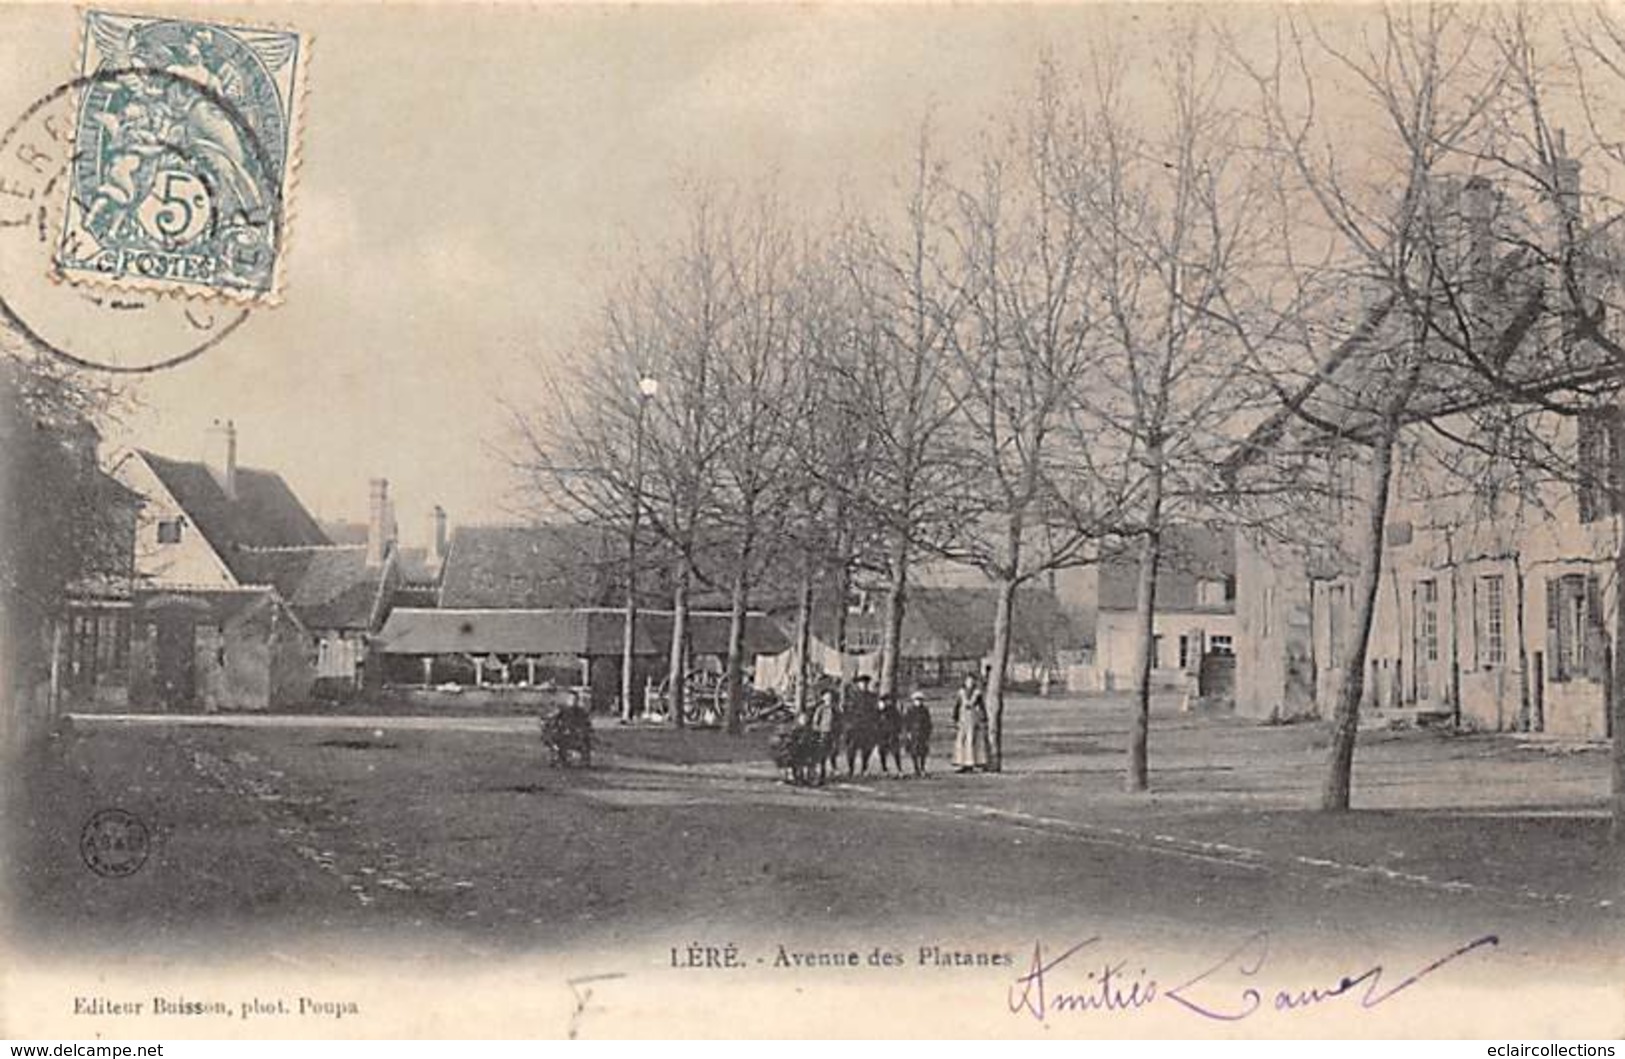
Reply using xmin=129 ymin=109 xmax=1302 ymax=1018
xmin=2 ymin=0 xmax=1623 ymax=1041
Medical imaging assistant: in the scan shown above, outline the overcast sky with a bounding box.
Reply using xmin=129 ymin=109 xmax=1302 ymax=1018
xmin=2 ymin=3 xmax=1158 ymax=541
xmin=3 ymin=3 xmax=1590 ymax=546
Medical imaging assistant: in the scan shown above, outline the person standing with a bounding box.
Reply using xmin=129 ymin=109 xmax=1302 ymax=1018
xmin=811 ymin=686 xmax=842 ymax=785
xmin=951 ymin=673 xmax=990 ymax=772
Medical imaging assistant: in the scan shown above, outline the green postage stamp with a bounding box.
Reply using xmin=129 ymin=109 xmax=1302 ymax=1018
xmin=55 ymin=10 xmax=304 ymax=300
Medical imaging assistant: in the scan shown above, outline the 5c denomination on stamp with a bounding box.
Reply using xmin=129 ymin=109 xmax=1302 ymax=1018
xmin=54 ymin=10 xmax=304 ymax=302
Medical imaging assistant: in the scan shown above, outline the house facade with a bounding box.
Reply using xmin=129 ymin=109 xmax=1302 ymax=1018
xmin=103 ymin=421 xmax=401 ymax=711
xmin=1233 ymin=158 xmax=1621 ymax=740
xmin=798 ymin=583 xmax=1080 ymax=690
xmin=1237 ymin=426 xmax=1618 ymax=741
xmin=1085 ymin=527 xmax=1238 ymax=694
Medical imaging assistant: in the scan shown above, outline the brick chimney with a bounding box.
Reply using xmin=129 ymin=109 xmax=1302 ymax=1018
xmin=366 ymin=478 xmax=393 ymax=568
xmin=204 ymin=419 xmax=237 ymax=499
xmin=428 ymin=505 xmax=448 ymax=571
xmin=1554 ymin=129 xmax=1581 ymax=217
xmin=1554 ymin=130 xmax=1582 ymax=258
xmin=1461 ymin=176 xmax=1494 ymax=282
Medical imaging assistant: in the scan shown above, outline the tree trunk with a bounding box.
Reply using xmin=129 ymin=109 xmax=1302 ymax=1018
xmin=724 ymin=553 xmax=750 ymax=736
xmin=620 ymin=588 xmax=640 ymax=723
xmin=1321 ymin=425 xmax=1399 ymax=811
xmin=1612 ymin=533 xmax=1625 ymax=847
xmin=794 ymin=556 xmax=814 ymax=715
xmin=48 ymin=616 xmax=64 ymax=721
xmin=1514 ymin=555 xmax=1530 ymax=732
xmin=621 ymin=404 xmax=647 ymax=724
xmin=617 ymin=532 xmax=637 ymax=724
xmin=1126 ymin=527 xmax=1162 ymax=793
xmin=879 ymin=533 xmax=910 ymax=700
xmin=832 ymin=554 xmax=851 ymax=688
xmin=987 ymin=575 xmax=1018 ymax=772
xmin=1447 ymin=539 xmax=1462 ymax=729
xmin=1610 ymin=408 xmax=1625 ymax=846
xmin=1127 ymin=450 xmax=1165 ymax=793
xmin=668 ymin=564 xmax=690 ymax=730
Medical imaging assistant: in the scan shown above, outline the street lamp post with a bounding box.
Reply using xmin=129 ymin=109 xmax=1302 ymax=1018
xmin=621 ymin=375 xmax=658 ymax=723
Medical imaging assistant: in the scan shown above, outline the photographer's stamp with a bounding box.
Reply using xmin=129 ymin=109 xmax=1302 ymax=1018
xmin=78 ymin=807 xmax=151 ymax=878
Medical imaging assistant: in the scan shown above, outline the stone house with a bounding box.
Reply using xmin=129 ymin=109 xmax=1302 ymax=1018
xmin=105 ymin=421 xmax=402 ymax=711
xmin=1231 ymin=160 xmax=1622 ymax=740
xmin=1080 ymin=527 xmax=1237 ymax=694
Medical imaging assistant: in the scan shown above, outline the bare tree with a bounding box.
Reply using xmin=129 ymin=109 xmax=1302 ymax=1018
xmin=708 ymin=195 xmax=801 ymax=733
xmin=1228 ymin=5 xmax=1625 ymax=814
xmin=1067 ymin=30 xmax=1270 ymax=792
xmin=512 ymin=190 xmax=739 ymax=728
xmin=827 ymin=124 xmax=968 ymax=702
xmin=935 ymin=62 xmax=1125 ymax=771
xmin=0 ymin=347 xmax=133 ymax=729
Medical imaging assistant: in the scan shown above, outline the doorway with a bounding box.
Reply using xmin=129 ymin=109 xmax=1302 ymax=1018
xmin=154 ymin=618 xmax=197 ymax=710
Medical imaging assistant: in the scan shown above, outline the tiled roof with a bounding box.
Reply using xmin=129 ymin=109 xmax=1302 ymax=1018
xmin=133 ymin=585 xmax=293 ymax=627
xmin=232 ymin=545 xmax=389 ymax=631
xmin=319 ymin=520 xmax=369 ymax=546
xmin=661 ymin=611 xmax=789 ymax=657
xmin=138 ymin=450 xmax=329 ymax=573
xmin=395 ymin=545 xmax=439 ymax=585
xmin=377 ymin=607 xmax=788 ymax=658
xmin=1097 ymin=526 xmax=1236 ymax=613
xmin=438 ymin=524 xmax=619 ymax=609
xmin=814 ymin=585 xmax=1080 ymax=661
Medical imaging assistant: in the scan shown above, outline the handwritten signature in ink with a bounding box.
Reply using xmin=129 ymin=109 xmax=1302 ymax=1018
xmin=1008 ymin=931 xmax=1499 ymax=1024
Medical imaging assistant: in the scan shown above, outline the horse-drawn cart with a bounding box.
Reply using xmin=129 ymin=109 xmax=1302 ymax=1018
xmin=644 ymin=670 xmax=792 ymax=727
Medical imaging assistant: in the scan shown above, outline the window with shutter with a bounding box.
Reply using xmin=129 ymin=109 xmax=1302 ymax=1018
xmin=1577 ymin=413 xmax=1621 ymax=524
xmin=1587 ymin=574 xmax=1608 ymax=683
xmin=1547 ymin=578 xmax=1565 ymax=682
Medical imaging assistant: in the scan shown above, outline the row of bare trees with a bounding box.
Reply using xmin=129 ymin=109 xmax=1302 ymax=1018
xmin=517 ymin=34 xmax=1270 ymax=786
xmin=519 ymin=5 xmax=1625 ymax=827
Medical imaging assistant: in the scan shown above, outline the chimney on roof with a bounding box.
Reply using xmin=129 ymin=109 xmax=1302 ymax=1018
xmin=1554 ymin=129 xmax=1581 ymax=213
xmin=428 ymin=505 xmax=448 ymax=571
xmin=366 ymin=478 xmax=394 ymax=568
xmin=1553 ymin=130 xmax=1582 ymax=255
xmin=1462 ymin=176 xmax=1494 ymax=283
xmin=204 ymin=419 xmax=237 ymax=500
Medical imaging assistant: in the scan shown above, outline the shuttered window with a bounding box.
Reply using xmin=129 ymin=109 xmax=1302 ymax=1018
xmin=1577 ymin=414 xmax=1621 ymax=524
xmin=1546 ymin=573 xmax=1606 ymax=683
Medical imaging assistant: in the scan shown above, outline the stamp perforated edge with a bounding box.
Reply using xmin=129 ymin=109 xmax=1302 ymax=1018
xmin=44 ymin=7 xmax=312 ymax=308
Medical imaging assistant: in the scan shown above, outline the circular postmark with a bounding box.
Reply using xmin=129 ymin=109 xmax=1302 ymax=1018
xmin=79 ymin=807 xmax=152 ymax=878
xmin=0 ymin=63 xmax=284 ymax=373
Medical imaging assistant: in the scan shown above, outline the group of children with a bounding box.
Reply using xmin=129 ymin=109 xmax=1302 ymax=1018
xmin=774 ymin=671 xmax=1000 ymax=785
